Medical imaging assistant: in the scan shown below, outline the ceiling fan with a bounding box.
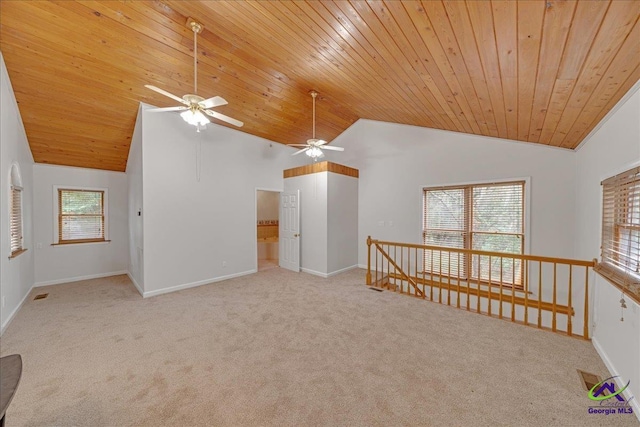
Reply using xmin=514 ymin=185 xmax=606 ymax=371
xmin=145 ymin=18 xmax=243 ymax=131
xmin=290 ymin=91 xmax=344 ymax=160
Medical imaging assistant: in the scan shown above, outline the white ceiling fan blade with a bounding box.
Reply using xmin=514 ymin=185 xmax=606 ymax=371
xmin=203 ymin=109 xmax=244 ymax=127
xmin=292 ymin=147 xmax=310 ymax=156
xmin=320 ymin=146 xmax=345 ymax=151
xmin=316 ymin=139 xmax=328 ymax=146
xmin=146 ymin=106 xmax=188 ymax=113
xmin=199 ymin=96 xmax=228 ymax=109
xmin=145 ymin=85 xmax=189 ymax=106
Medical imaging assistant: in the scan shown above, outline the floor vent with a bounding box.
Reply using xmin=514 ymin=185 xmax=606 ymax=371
xmin=34 ymin=293 xmax=49 ymax=300
xmin=369 ymin=287 xmax=383 ymax=292
xmin=577 ymin=369 xmax=602 ymax=392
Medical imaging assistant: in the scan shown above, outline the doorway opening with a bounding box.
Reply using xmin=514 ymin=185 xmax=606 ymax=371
xmin=256 ymin=189 xmax=280 ymax=271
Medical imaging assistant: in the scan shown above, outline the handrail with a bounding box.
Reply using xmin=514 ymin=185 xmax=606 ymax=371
xmin=370 ymin=238 xmax=596 ymax=267
xmin=366 ymin=236 xmax=596 ymax=339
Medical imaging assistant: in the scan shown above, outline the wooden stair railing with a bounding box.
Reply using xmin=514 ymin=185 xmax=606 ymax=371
xmin=366 ymin=236 xmax=596 ymax=339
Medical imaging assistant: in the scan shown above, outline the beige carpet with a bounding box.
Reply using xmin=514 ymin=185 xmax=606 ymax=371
xmin=0 ymin=268 xmax=637 ymax=426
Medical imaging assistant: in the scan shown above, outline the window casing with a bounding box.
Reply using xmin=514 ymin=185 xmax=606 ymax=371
xmin=57 ymin=188 xmax=106 ymax=244
xmin=10 ymin=185 xmax=23 ymax=256
xmin=596 ymin=166 xmax=640 ymax=302
xmin=423 ymin=181 xmax=525 ymax=287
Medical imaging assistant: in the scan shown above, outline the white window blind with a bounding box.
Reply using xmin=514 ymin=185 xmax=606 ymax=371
xmin=423 ymin=181 xmax=524 ymax=286
xmin=598 ymin=166 xmax=640 ymax=301
xmin=10 ymin=186 xmax=23 ymax=255
xmin=58 ymin=189 xmax=105 ymax=243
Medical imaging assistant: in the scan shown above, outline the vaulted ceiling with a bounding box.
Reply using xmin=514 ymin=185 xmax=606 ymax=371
xmin=1 ymin=1 xmax=638 ymax=172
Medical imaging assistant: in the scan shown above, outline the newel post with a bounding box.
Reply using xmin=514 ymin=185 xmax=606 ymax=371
xmin=366 ymin=236 xmax=372 ymax=285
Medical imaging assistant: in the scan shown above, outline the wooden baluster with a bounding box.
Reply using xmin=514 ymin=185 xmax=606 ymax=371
xmin=439 ymin=250 xmax=443 ymax=303
xmin=422 ymin=248 xmax=426 ymax=299
xmin=538 ymin=262 xmax=542 ymax=329
xmin=524 ymin=259 xmax=529 ymax=326
xmin=466 ymin=252 xmax=471 ymax=311
xmin=511 ymin=257 xmax=516 ymax=322
xmin=366 ymin=236 xmax=372 ymax=285
xmin=414 ymin=247 xmax=418 ymax=297
xmin=499 ymin=257 xmax=504 ymax=319
xmin=430 ymin=250 xmax=435 ymax=301
xmin=487 ymin=255 xmax=492 ymax=316
xmin=400 ymin=245 xmax=404 ymax=294
xmin=477 ymin=254 xmax=481 ymax=313
xmin=456 ymin=251 xmax=461 ymax=308
xmin=552 ymin=262 xmax=557 ymax=332
xmin=375 ymin=242 xmax=379 ymax=286
xmin=567 ymin=265 xmax=573 ymax=337
xmin=447 ymin=249 xmax=452 ymax=306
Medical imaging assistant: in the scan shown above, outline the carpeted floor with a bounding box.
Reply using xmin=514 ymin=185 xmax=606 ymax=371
xmin=0 ymin=268 xmax=637 ymax=426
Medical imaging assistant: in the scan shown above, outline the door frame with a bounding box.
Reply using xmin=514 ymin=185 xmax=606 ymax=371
xmin=254 ymin=187 xmax=283 ymax=272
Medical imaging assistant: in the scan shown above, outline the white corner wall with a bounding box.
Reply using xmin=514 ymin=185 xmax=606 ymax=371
xmin=127 ymin=105 xmax=144 ymax=294
xmin=0 ymin=52 xmax=35 ymax=333
xmin=284 ymin=172 xmax=329 ymax=276
xmin=327 ymin=172 xmax=358 ymax=275
xmin=141 ymin=105 xmax=299 ymax=296
xmin=33 ymin=164 xmax=129 ymax=286
xmin=575 ymin=83 xmax=640 ymax=416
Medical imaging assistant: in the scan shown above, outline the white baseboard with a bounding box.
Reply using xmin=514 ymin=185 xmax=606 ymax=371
xmin=143 ymin=269 xmax=257 ymax=298
xmin=301 ymin=268 xmax=328 ymax=278
xmin=35 ymin=270 xmax=128 ymax=287
xmin=327 ymin=264 xmax=359 ymax=277
xmin=1 ymin=286 xmax=33 ymax=336
xmin=592 ymin=337 xmax=640 ymax=422
xmin=127 ymin=272 xmax=144 ymax=297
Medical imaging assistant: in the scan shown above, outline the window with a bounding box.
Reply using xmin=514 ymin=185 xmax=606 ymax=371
xmin=57 ymin=188 xmax=106 ymax=244
xmin=596 ymin=166 xmax=639 ymax=302
xmin=423 ymin=181 xmax=525 ymax=287
xmin=10 ymin=185 xmax=23 ymax=256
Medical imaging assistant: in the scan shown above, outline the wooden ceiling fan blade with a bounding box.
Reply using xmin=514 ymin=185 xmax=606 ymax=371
xmin=203 ymin=109 xmax=244 ymax=127
xmin=145 ymin=85 xmax=189 ymax=105
xmin=199 ymin=96 xmax=228 ymax=109
xmin=321 ymin=146 xmax=345 ymax=151
xmin=146 ymin=106 xmax=187 ymax=112
xmin=289 ymin=144 xmax=310 ymax=148
xmin=292 ymin=147 xmax=310 ymax=156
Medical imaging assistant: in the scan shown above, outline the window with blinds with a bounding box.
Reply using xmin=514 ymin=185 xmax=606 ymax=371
xmin=597 ymin=166 xmax=640 ymax=302
xmin=423 ymin=181 xmax=525 ymax=287
xmin=58 ymin=189 xmax=105 ymax=243
xmin=10 ymin=186 xmax=23 ymax=255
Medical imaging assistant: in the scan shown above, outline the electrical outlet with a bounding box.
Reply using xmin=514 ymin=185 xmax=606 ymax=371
xmin=36 ymin=242 xmax=43 ymax=249
xmin=388 ymin=221 xmax=394 ymax=227
xmin=222 ymin=261 xmax=227 ymax=268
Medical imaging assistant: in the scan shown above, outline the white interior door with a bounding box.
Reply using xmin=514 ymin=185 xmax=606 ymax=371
xmin=279 ymin=190 xmax=300 ymax=272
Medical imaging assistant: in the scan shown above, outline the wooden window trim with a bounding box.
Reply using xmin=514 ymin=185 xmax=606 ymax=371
xmin=8 ymin=248 xmax=27 ymax=260
xmin=599 ymin=165 xmax=640 ymax=303
xmin=57 ymin=188 xmax=106 ymax=244
xmin=423 ymin=180 xmax=525 ymax=289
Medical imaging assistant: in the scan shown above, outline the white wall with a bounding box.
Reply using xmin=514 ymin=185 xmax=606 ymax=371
xmin=256 ymin=190 xmax=279 ymax=221
xmin=0 ymin=52 xmax=35 ymax=333
xmin=284 ymin=172 xmax=328 ymax=276
xmin=33 ymin=164 xmax=129 ymax=286
xmin=126 ymin=105 xmax=144 ymax=294
xmin=327 ymin=173 xmax=358 ymax=274
xmin=575 ymin=83 xmax=640 ymax=416
xmin=325 ymin=119 xmax=577 ymax=267
xmin=141 ymin=105 xmax=299 ymax=296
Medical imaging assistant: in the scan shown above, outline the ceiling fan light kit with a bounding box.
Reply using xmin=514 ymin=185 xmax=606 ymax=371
xmin=292 ymin=90 xmax=344 ymax=161
xmin=144 ymin=18 xmax=243 ymax=132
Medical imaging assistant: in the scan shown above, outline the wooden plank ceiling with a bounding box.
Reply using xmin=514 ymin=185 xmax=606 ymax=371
xmin=1 ymin=1 xmax=638 ymax=172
